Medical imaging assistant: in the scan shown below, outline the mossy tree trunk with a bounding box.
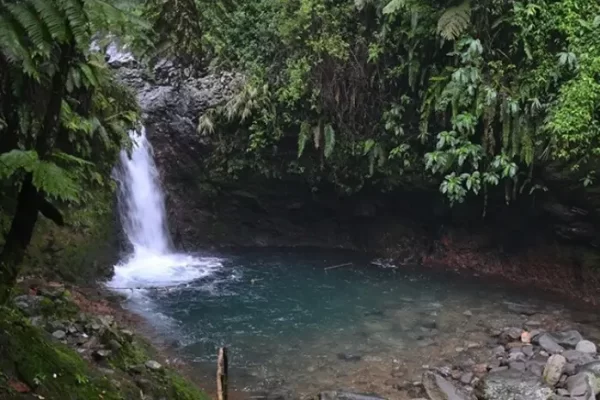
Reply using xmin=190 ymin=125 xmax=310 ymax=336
xmin=0 ymin=49 xmax=69 ymax=304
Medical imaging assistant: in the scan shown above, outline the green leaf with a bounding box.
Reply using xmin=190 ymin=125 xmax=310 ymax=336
xmin=382 ymin=0 xmax=407 ymax=15
xmin=32 ymin=161 xmax=79 ymax=202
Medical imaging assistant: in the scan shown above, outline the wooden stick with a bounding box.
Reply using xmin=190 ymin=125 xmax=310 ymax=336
xmin=217 ymin=347 xmax=228 ymax=400
xmin=324 ymin=262 xmax=352 ymax=271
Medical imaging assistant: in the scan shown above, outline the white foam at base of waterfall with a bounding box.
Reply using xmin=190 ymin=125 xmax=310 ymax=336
xmin=108 ymin=127 xmax=220 ymax=291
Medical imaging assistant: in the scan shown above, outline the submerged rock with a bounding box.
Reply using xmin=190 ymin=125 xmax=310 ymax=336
xmin=566 ymin=373 xmax=595 ymax=399
xmin=475 ymin=369 xmax=553 ymax=400
xmin=422 ymin=372 xmax=469 ymax=400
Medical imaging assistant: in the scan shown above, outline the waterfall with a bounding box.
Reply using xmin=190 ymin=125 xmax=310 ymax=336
xmin=109 ymin=128 xmax=220 ymax=290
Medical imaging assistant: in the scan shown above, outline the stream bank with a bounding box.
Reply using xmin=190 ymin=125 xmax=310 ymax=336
xmin=0 ymin=279 xmax=210 ymax=400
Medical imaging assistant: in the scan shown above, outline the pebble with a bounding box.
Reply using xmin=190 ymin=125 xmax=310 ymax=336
xmin=463 ymin=310 xmax=473 ymax=317
xmin=93 ymin=349 xmax=112 ymax=360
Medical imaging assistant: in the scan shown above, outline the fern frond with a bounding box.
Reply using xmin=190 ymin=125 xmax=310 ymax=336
xmin=31 ymin=0 xmax=69 ymax=42
xmin=0 ymin=13 xmax=38 ymax=77
xmin=56 ymin=0 xmax=89 ymax=47
xmin=382 ymin=0 xmax=407 ymax=15
xmin=32 ymin=160 xmax=79 ymax=202
xmin=437 ymin=1 xmax=471 ymax=41
xmin=6 ymin=3 xmax=51 ymax=56
xmin=0 ymin=150 xmax=39 ymax=178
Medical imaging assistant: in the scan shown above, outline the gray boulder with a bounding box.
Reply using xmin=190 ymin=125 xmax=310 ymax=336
xmin=576 ymin=340 xmax=597 ymax=355
xmin=475 ymin=369 xmax=554 ymax=400
xmin=563 ymin=350 xmax=595 ymax=366
xmin=549 ymin=331 xmax=584 ymax=348
xmin=578 ymin=361 xmax=600 ymax=394
xmin=422 ymin=372 xmax=469 ymax=400
xmin=543 ymin=354 xmax=566 ymax=386
xmin=537 ymin=333 xmax=565 ymax=354
xmin=566 ymin=373 xmax=595 ymax=400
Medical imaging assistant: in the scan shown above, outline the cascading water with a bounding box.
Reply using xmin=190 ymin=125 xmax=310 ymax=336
xmin=109 ymin=128 xmax=220 ymax=290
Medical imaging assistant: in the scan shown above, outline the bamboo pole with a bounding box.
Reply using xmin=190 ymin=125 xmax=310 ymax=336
xmin=217 ymin=347 xmax=228 ymax=400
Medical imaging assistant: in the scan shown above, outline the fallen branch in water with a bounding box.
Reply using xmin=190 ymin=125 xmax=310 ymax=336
xmin=324 ymin=262 xmax=352 ymax=271
xmin=217 ymin=347 xmax=228 ymax=400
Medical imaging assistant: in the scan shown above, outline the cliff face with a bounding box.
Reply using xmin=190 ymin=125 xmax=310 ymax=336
xmin=111 ymin=58 xmax=600 ymax=301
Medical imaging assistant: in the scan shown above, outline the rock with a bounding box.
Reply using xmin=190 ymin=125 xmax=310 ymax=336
xmin=13 ymin=295 xmax=44 ymax=316
xmin=337 ymin=353 xmax=362 ymax=362
xmin=98 ymin=315 xmax=114 ymax=327
xmin=492 ymin=346 xmax=505 ymax=357
xmin=422 ymin=372 xmax=469 ymax=400
xmin=543 ymin=354 xmax=566 ymax=386
xmin=121 ymin=329 xmax=134 ymax=341
xmin=463 ymin=310 xmax=473 ymax=317
xmin=508 ymin=361 xmax=525 ymax=371
xmin=318 ymin=392 xmax=385 ymax=400
xmin=500 ymin=328 xmax=522 ymax=344
xmin=564 ymin=363 xmax=577 ymax=376
xmin=522 ymin=345 xmax=534 ymax=357
xmin=503 ymin=301 xmax=539 ymax=316
xmin=108 ymin=339 xmax=122 ymax=351
xmin=128 ymin=364 xmax=145 ymax=374
xmin=475 ymin=369 xmax=554 ymax=400
xmin=28 ymin=316 xmax=44 ymax=327
xmin=538 ymin=333 xmax=565 ymax=354
xmin=563 ymin=350 xmax=595 ymax=366
xmin=98 ymin=368 xmax=115 ymax=375
xmin=576 ymin=340 xmax=597 ymax=354
xmin=521 ymin=331 xmax=532 ymax=344
xmin=39 ymin=285 xmax=65 ymax=299
xmin=507 ymin=352 xmax=525 ymax=362
xmin=421 ymin=319 xmax=437 ymax=330
xmin=566 ymin=373 xmax=595 ymax=400
xmin=489 ymin=366 xmax=508 ymax=373
xmin=145 ymin=360 xmax=162 ymax=371
xmin=473 ymin=364 xmax=488 ymax=375
xmin=460 ymin=372 xmax=474 ymax=384
xmin=52 ymin=330 xmax=66 ymax=340
xmin=92 ymin=349 xmax=112 ymax=360
xmin=549 ymin=331 xmax=584 ymax=348
xmin=578 ymin=361 xmax=600 ymax=394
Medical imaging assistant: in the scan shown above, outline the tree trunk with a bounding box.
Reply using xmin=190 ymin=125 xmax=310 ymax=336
xmin=0 ymin=175 xmax=39 ymax=303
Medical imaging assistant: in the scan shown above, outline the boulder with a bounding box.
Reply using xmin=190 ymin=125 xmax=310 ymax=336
xmin=578 ymin=361 xmax=600 ymax=394
xmin=422 ymin=372 xmax=469 ymax=400
xmin=543 ymin=354 xmax=566 ymax=386
xmin=566 ymin=373 xmax=595 ymax=400
xmin=549 ymin=331 xmax=584 ymax=348
xmin=576 ymin=340 xmax=597 ymax=355
xmin=563 ymin=350 xmax=595 ymax=366
xmin=475 ymin=369 xmax=553 ymax=400
xmin=537 ymin=333 xmax=565 ymax=354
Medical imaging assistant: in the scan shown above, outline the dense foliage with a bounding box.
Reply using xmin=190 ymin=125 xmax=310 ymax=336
xmin=0 ymin=0 xmax=142 ymax=301
xmin=190 ymin=0 xmax=600 ymax=206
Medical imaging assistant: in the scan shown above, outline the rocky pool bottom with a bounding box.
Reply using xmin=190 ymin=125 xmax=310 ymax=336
xmin=116 ymin=249 xmax=600 ymax=400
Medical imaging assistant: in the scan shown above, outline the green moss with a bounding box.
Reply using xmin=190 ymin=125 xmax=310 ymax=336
xmin=166 ymin=372 xmax=211 ymax=400
xmin=0 ymin=308 xmax=124 ymax=400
